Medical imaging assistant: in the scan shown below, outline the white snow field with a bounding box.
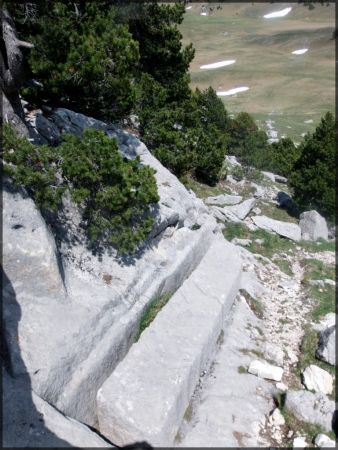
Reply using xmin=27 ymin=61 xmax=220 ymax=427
xmin=200 ymin=60 xmax=236 ymax=70
xmin=185 ymin=6 xmax=192 ymax=10
xmin=292 ymin=48 xmax=308 ymax=55
xmin=217 ymin=87 xmax=249 ymax=96
xmin=200 ymin=12 xmax=208 ymax=16
xmin=264 ymin=7 xmax=292 ymax=19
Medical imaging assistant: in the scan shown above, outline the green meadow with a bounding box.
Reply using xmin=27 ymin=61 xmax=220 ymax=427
xmin=180 ymin=2 xmax=335 ymax=141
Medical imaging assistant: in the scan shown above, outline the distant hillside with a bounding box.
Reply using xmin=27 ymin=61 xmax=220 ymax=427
xmin=179 ymin=2 xmax=335 ymax=142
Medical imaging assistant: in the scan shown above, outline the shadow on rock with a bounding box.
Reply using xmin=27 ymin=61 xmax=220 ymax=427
xmin=2 ymin=267 xmax=72 ymax=447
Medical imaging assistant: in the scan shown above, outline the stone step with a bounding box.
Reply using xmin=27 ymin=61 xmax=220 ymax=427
xmin=54 ymin=224 xmax=214 ymax=426
xmin=97 ymin=236 xmax=242 ymax=446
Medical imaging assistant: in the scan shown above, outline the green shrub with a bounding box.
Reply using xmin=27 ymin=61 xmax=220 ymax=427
xmin=12 ymin=2 xmax=139 ymax=121
xmin=265 ymin=138 xmax=301 ymax=177
xmin=140 ymin=88 xmax=227 ymax=184
xmin=227 ymin=112 xmax=269 ymax=167
xmin=3 ymin=125 xmax=159 ymax=254
xmin=289 ymin=112 xmax=335 ymax=221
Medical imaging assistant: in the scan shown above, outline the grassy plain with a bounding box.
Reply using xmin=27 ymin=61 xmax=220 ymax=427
xmin=180 ymin=2 xmax=335 ymax=141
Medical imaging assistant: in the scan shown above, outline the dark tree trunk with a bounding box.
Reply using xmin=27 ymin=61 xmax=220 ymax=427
xmin=1 ymin=9 xmax=33 ymax=137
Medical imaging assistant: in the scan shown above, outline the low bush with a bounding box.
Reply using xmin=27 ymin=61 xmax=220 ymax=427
xmin=3 ymin=125 xmax=159 ymax=254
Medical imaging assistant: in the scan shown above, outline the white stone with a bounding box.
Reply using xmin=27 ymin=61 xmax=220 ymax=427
xmin=302 ymin=365 xmax=333 ymax=394
xmin=276 ymin=382 xmax=288 ymax=392
xmin=293 ymin=436 xmax=307 ymax=448
xmin=253 ymin=215 xmax=301 ymax=241
xmin=314 ymin=433 xmax=336 ymax=448
xmin=285 ymin=390 xmax=335 ymax=432
xmin=97 ymin=236 xmax=242 ymax=447
xmin=231 ymin=238 xmax=252 ymax=247
xmin=248 ymin=360 xmax=283 ymax=381
xmin=299 ymin=211 xmax=328 ymax=241
xmin=270 ymin=408 xmax=285 ymax=426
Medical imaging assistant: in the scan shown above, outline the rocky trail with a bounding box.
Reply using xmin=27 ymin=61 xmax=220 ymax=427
xmin=3 ymin=107 xmax=336 ymax=448
xmin=177 ymin=238 xmax=335 ymax=447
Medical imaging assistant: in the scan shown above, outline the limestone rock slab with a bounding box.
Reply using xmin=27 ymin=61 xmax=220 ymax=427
xmin=205 ymin=194 xmax=242 ymax=206
xmin=225 ymin=198 xmax=256 ymax=220
xmin=97 ymin=237 xmax=242 ymax=447
xmin=252 ymin=215 xmax=301 ymax=241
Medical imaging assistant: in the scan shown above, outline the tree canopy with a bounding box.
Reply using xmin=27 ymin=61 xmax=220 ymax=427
xmin=289 ymin=112 xmax=335 ymax=221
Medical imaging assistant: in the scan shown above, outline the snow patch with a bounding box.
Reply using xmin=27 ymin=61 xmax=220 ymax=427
xmin=200 ymin=60 xmax=236 ymax=70
xmin=200 ymin=12 xmax=208 ymax=16
xmin=264 ymin=7 xmax=292 ymax=19
xmin=292 ymin=48 xmax=308 ymax=55
xmin=185 ymin=6 xmax=192 ymax=10
xmin=304 ymin=119 xmax=313 ymax=123
xmin=217 ymin=86 xmax=249 ymax=96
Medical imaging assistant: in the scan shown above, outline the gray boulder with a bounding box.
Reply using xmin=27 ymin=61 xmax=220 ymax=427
xmin=299 ymin=210 xmax=328 ymax=241
xmin=316 ymin=326 xmax=335 ymax=366
xmin=252 ymin=215 xmax=301 ymax=241
xmin=225 ymin=198 xmax=256 ymax=220
xmin=262 ymin=171 xmax=275 ymax=182
xmin=301 ymin=365 xmax=333 ymax=394
xmin=274 ymin=174 xmax=288 ymax=184
xmin=285 ymin=390 xmax=335 ymax=432
xmin=205 ymin=194 xmax=242 ymax=206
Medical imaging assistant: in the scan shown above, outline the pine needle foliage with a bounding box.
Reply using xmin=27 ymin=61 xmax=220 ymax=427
xmin=3 ymin=125 xmax=159 ymax=254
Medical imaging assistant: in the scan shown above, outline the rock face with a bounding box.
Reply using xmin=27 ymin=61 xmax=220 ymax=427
xmin=205 ymin=194 xmax=242 ymax=206
xmin=302 ymin=365 xmax=333 ymax=394
xmin=285 ymin=390 xmax=335 ymax=432
xmin=252 ymin=215 xmax=301 ymax=241
xmin=248 ymin=360 xmax=283 ymax=381
xmin=299 ymin=210 xmax=328 ymax=241
xmin=316 ymin=326 xmax=335 ymax=366
xmin=97 ymin=236 xmax=242 ymax=447
xmin=3 ymin=107 xmax=219 ymax=429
